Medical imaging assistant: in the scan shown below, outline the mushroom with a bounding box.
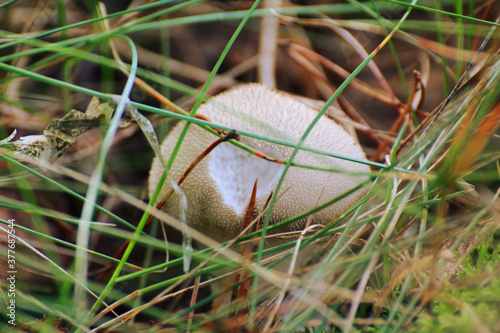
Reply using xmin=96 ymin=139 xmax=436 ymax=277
xmin=148 ymin=83 xmax=370 ymax=253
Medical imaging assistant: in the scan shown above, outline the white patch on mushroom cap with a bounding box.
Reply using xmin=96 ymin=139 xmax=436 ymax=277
xmin=208 ymin=141 xmax=285 ymax=215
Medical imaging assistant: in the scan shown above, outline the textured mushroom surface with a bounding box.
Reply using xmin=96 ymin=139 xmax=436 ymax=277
xmin=149 ymin=84 xmax=370 ymax=243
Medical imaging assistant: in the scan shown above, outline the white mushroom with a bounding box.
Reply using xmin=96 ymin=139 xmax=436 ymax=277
xmin=148 ymin=83 xmax=370 ymax=248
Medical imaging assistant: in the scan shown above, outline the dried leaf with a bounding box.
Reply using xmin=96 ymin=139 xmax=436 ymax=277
xmin=0 ymin=97 xmax=132 ymax=163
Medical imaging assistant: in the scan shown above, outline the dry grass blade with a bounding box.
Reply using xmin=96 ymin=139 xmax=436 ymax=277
xmin=259 ymin=0 xmax=281 ymax=88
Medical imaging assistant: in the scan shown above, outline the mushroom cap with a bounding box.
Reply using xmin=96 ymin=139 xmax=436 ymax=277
xmin=149 ymin=83 xmax=370 ymax=243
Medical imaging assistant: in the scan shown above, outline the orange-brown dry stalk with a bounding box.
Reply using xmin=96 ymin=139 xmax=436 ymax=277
xmin=372 ymin=70 xmax=425 ymax=161
xmin=285 ymin=42 xmax=384 ymax=152
xmin=451 ymin=102 xmax=500 ymax=175
xmin=287 ymin=42 xmax=399 ymax=107
xmin=236 ymin=179 xmax=259 ymax=312
xmin=211 ymin=178 xmax=258 ymax=316
xmin=187 ymin=274 xmax=201 ymax=333
xmin=472 ymin=1 xmax=494 ymax=51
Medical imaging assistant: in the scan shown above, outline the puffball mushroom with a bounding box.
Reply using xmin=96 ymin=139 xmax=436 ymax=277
xmin=148 ymin=83 xmax=370 ymax=248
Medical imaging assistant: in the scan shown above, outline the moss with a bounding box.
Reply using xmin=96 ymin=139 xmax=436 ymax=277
xmin=411 ymin=235 xmax=500 ymax=332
